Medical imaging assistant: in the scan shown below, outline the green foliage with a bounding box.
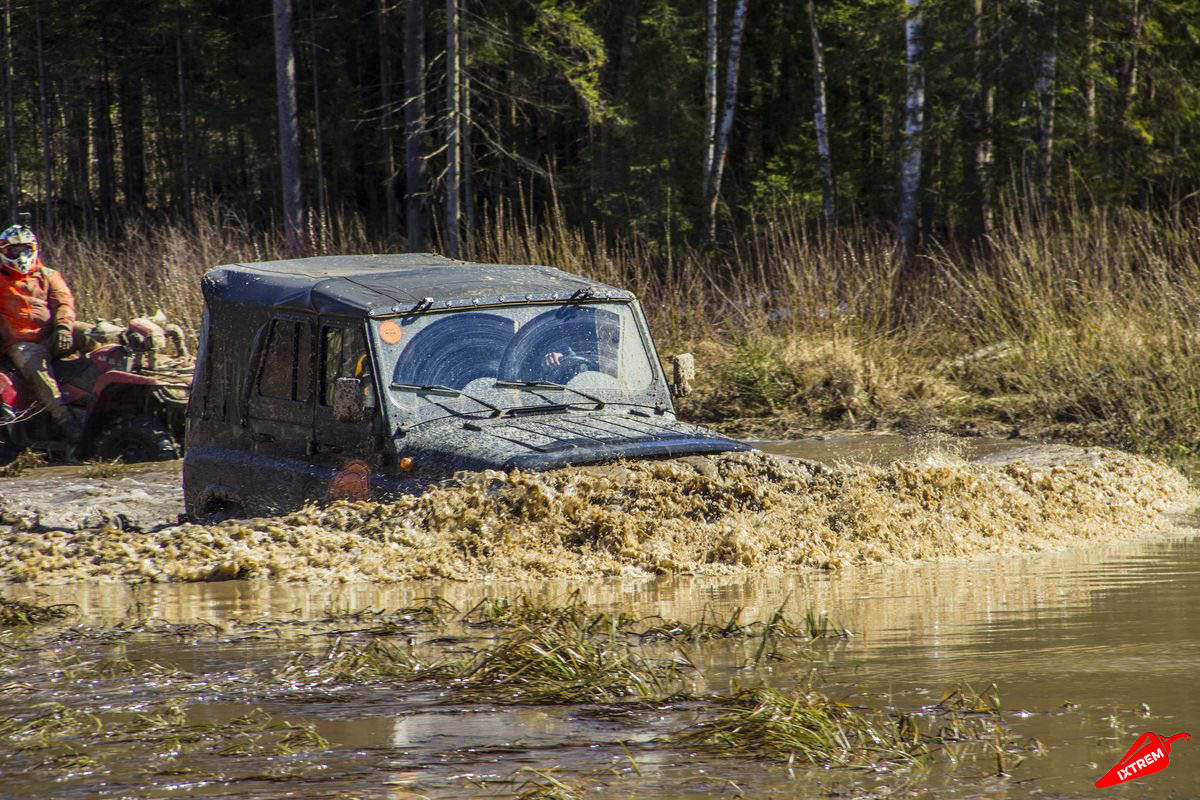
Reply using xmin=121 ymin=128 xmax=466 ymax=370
xmin=525 ymin=1 xmax=611 ymax=122
xmin=724 ymin=338 xmax=797 ymax=412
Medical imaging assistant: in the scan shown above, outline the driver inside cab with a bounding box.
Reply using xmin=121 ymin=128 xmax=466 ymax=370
xmin=539 ymin=308 xmax=621 ymax=381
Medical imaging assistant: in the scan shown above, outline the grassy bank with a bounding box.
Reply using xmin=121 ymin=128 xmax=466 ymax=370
xmin=46 ymin=201 xmax=1200 ymax=464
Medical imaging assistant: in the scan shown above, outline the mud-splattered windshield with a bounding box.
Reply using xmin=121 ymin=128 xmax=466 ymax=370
xmin=372 ymin=303 xmax=659 ymax=425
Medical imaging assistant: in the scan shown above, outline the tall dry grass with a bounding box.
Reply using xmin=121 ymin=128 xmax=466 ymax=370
xmin=37 ymin=198 xmax=1200 ymax=460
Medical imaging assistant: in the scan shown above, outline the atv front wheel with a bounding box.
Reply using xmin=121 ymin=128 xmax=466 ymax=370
xmin=92 ymin=416 xmax=181 ymax=462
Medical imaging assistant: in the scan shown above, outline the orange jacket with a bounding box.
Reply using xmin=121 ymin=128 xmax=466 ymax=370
xmin=0 ymin=262 xmax=76 ymax=349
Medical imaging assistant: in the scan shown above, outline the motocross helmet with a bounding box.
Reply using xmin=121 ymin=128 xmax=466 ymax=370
xmin=0 ymin=225 xmax=39 ymax=276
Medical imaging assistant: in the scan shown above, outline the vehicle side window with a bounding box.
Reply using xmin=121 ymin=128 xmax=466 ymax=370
xmin=258 ymin=319 xmax=314 ymax=402
xmin=321 ymin=325 xmax=369 ymax=406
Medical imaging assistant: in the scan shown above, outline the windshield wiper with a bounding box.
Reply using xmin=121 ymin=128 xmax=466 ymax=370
xmin=389 ymin=382 xmax=502 ymax=417
xmin=493 ymin=379 xmax=606 ymax=411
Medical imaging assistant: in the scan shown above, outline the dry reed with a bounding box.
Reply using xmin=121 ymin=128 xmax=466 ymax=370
xmin=37 ymin=198 xmax=1200 ymax=459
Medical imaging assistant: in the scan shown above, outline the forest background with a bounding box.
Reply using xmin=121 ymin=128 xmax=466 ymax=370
xmin=6 ymin=0 xmax=1200 ymax=463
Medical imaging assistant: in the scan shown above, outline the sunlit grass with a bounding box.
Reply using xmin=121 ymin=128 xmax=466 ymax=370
xmin=41 ymin=196 xmax=1200 ymax=462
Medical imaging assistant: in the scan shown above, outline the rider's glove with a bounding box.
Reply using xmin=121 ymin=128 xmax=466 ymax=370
xmin=51 ymin=325 xmax=73 ymax=356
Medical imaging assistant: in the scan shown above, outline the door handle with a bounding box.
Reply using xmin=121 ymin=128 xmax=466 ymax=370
xmin=252 ymin=431 xmax=274 ymax=443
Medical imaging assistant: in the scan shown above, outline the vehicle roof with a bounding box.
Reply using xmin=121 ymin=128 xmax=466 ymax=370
xmin=200 ymin=253 xmax=635 ymax=317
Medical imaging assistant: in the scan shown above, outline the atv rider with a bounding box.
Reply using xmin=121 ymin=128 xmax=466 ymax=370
xmin=0 ymin=225 xmax=82 ymax=440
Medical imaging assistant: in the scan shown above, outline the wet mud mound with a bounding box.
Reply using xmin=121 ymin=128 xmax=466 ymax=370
xmin=0 ymin=449 xmax=1191 ymax=584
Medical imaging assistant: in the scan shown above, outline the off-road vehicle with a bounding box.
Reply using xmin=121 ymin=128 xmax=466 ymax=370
xmin=183 ymin=253 xmax=747 ymax=518
xmin=0 ymin=316 xmax=190 ymax=463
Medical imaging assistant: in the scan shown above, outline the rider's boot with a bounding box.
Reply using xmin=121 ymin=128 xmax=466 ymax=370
xmin=7 ymin=340 xmax=82 ymax=441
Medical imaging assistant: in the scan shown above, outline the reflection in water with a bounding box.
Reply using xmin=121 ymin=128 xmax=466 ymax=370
xmin=6 ymin=521 xmax=1200 ymax=796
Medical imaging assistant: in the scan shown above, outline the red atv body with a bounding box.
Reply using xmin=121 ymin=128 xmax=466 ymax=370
xmin=0 ymin=331 xmax=190 ymax=463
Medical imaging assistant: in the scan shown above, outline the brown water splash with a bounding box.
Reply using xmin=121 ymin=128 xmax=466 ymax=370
xmin=0 ymin=450 xmax=1190 ymax=584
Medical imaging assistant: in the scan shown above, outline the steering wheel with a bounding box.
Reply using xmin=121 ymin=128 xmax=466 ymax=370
xmin=546 ymin=354 xmax=594 ymax=383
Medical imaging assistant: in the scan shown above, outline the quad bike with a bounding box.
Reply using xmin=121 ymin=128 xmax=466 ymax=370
xmin=0 ymin=313 xmax=192 ymax=464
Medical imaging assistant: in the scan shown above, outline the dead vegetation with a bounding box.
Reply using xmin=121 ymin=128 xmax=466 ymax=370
xmin=39 ymin=198 xmax=1200 ymax=464
xmin=0 ymin=597 xmax=73 ymax=627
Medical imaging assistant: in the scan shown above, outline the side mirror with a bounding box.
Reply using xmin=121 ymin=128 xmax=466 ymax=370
xmin=333 ymin=376 xmax=368 ymax=423
xmin=669 ymin=353 xmax=695 ymax=398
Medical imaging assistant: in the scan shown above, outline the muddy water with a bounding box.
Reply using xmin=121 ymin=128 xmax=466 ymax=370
xmin=1 ymin=435 xmax=1197 ymax=797
xmin=4 ymin=527 xmax=1199 ymax=798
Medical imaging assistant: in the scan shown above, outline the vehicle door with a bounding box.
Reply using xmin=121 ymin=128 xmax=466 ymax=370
xmin=244 ymin=314 xmax=319 ymax=512
xmin=311 ymin=320 xmax=383 ymax=501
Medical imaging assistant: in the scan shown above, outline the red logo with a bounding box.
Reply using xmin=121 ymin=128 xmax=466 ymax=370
xmin=1096 ymin=732 xmax=1190 ymax=788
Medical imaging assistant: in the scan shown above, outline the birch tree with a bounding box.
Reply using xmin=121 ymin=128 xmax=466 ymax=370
xmin=460 ymin=8 xmax=473 ymax=238
xmin=1032 ymin=0 xmax=1057 ymax=210
xmin=309 ymin=0 xmax=328 ymax=234
xmin=404 ymin=0 xmax=426 ymax=249
xmin=701 ymin=0 xmax=717 ymax=209
xmin=444 ymin=0 xmax=460 ymax=257
xmin=706 ymin=0 xmax=748 ymax=241
xmin=34 ymin=0 xmax=50 ymax=231
xmin=897 ymin=0 xmax=924 ymax=259
xmin=379 ymin=0 xmax=396 ymax=238
xmin=274 ymin=0 xmax=302 ymax=256
xmin=963 ymin=0 xmax=992 ymax=240
xmin=807 ymin=0 xmax=834 ymax=228
xmin=4 ymin=0 xmax=16 ymax=223
xmin=175 ymin=2 xmax=191 ymax=221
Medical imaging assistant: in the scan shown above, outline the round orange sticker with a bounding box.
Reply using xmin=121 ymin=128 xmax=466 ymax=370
xmin=378 ymin=320 xmax=404 ymax=344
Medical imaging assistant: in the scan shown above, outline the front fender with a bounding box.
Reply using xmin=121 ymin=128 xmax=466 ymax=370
xmin=91 ymin=370 xmax=163 ymax=412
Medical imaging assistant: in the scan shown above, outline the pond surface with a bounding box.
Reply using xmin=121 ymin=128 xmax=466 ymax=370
xmin=5 ymin=523 xmax=1198 ymax=798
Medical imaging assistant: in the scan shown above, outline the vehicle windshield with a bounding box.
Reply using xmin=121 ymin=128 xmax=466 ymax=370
xmin=372 ymin=302 xmax=659 ymax=425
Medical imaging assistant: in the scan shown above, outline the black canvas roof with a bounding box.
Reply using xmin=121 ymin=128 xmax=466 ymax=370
xmin=200 ymin=253 xmax=634 ymax=317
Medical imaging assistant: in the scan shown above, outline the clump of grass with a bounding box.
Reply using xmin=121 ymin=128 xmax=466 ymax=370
xmin=0 ymin=449 xmax=46 ymax=478
xmin=512 ymin=767 xmax=581 ymax=800
xmin=271 ymin=597 xmax=691 ymax=704
xmin=462 ymin=592 xmax=637 ymax=632
xmin=0 ymin=597 xmax=73 ymax=627
xmin=82 ymin=458 xmax=125 ymax=478
xmin=0 ymin=701 xmax=328 ymax=758
xmin=274 ymin=637 xmax=461 ymax=685
xmin=676 ymin=686 xmax=1004 ymax=767
xmin=457 ymin=622 xmax=686 ymax=704
xmin=634 ymin=603 xmax=849 ymax=643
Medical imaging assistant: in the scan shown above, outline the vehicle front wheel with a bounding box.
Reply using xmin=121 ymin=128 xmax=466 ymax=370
xmin=92 ymin=416 xmax=181 ymax=463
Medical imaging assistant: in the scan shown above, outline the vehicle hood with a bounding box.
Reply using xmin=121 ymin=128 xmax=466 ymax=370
xmin=396 ymin=409 xmax=749 ymax=473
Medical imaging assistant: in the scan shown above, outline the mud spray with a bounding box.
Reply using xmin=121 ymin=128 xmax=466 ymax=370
xmin=0 ymin=448 xmax=1190 ymax=584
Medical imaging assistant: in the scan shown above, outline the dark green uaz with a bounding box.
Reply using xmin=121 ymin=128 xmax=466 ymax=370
xmin=183 ymin=253 xmax=747 ymax=518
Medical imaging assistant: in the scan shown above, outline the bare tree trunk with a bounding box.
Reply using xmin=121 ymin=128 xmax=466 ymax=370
xmin=404 ymin=0 xmax=426 ymax=249
xmin=1084 ymin=3 xmax=1096 ymax=143
xmin=898 ymin=0 xmax=924 ymax=259
xmin=444 ymin=0 xmax=460 ymax=257
xmin=807 ymin=0 xmax=834 ymax=228
xmin=119 ymin=73 xmax=145 ymax=214
xmin=1120 ymin=0 xmax=1141 ymax=117
xmin=92 ymin=30 xmax=118 ymax=231
xmin=175 ymin=4 xmax=192 ymax=222
xmin=379 ymin=0 xmax=396 ymax=238
xmin=706 ymin=0 xmax=749 ymax=241
xmin=274 ymin=0 xmax=302 ymax=256
xmin=310 ymin=0 xmax=328 ymax=237
xmin=4 ymin=0 xmax=17 ymax=224
xmin=460 ymin=5 xmax=474 ymax=241
xmin=963 ymin=0 xmax=991 ymax=240
xmin=34 ymin=0 xmax=51 ymax=232
xmin=701 ymin=0 xmax=717 ymax=207
xmin=65 ymin=81 xmax=91 ymax=228
xmin=1030 ymin=0 xmax=1057 ymax=210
